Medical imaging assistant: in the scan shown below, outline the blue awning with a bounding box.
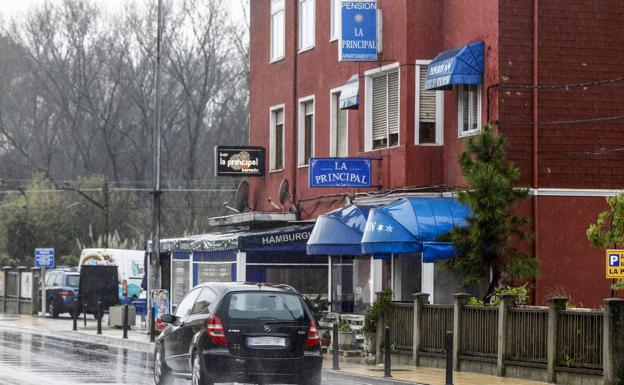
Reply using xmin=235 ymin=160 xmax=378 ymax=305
xmin=360 ymin=197 xmax=470 ymax=262
xmin=339 ymin=74 xmax=360 ymax=109
xmin=425 ymin=41 xmax=484 ymax=91
xmin=307 ymin=205 xmax=372 ymax=255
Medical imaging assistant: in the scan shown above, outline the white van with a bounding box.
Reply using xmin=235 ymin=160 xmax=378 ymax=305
xmin=79 ymin=248 xmax=145 ymax=299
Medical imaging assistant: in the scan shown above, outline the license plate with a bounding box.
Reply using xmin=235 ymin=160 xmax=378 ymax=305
xmin=247 ymin=336 xmax=286 ymax=347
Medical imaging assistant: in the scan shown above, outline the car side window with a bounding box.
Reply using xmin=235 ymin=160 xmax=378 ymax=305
xmin=175 ymin=289 xmax=201 ymax=318
xmin=192 ymin=288 xmax=218 ymax=315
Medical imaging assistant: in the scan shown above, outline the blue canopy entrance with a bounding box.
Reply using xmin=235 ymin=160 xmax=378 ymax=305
xmin=425 ymin=41 xmax=484 ymax=91
xmin=306 ymin=205 xmax=372 ymax=255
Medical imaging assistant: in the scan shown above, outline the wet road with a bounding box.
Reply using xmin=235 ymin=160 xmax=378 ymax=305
xmin=0 ymin=328 xmax=358 ymax=385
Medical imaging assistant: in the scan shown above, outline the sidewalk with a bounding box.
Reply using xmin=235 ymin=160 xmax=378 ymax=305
xmin=0 ymin=314 xmax=550 ymax=385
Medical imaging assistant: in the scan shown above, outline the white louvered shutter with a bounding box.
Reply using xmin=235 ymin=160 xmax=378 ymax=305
xmin=336 ymin=97 xmax=348 ymax=157
xmin=419 ymin=65 xmax=436 ymax=123
xmin=387 ymin=71 xmax=399 ymax=135
xmin=372 ymin=75 xmax=388 ymax=142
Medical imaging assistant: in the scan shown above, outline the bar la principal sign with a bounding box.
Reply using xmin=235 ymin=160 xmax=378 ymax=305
xmin=309 ymin=158 xmax=372 ymax=188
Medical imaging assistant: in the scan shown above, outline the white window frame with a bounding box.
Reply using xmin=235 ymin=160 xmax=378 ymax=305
xmin=329 ymin=87 xmax=349 ymax=157
xmin=298 ymin=95 xmax=315 ymax=167
xmin=298 ymin=0 xmax=316 ymax=52
xmin=269 ymin=104 xmax=285 ymax=172
xmin=270 ymin=0 xmax=285 ymax=63
xmin=364 ymin=62 xmax=400 ymax=152
xmin=330 ymin=0 xmax=341 ymax=42
xmin=415 ymin=60 xmax=444 ymax=145
xmin=458 ymin=84 xmax=482 ymax=138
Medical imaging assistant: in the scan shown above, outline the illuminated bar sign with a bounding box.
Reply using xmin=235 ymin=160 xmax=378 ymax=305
xmin=309 ymin=158 xmax=372 ymax=188
xmin=214 ymin=146 xmax=265 ymax=176
xmin=339 ymin=0 xmax=377 ymax=62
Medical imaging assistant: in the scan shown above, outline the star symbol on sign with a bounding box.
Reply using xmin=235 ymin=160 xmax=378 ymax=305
xmin=385 ymin=225 xmax=393 ymax=233
xmin=377 ymin=224 xmax=384 ymax=232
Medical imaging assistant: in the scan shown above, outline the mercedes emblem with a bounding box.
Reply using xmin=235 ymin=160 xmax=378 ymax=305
xmin=264 ymin=324 xmax=272 ymax=332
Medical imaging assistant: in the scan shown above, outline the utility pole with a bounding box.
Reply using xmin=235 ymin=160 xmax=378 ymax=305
xmin=149 ymin=0 xmax=164 ymax=340
xmin=103 ymin=181 xmax=109 ymax=249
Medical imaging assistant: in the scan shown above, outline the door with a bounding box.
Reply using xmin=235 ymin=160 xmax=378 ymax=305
xmin=163 ymin=288 xmax=201 ymax=371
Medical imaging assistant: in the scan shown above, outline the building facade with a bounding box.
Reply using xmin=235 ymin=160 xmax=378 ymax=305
xmin=248 ymin=0 xmax=624 ymax=308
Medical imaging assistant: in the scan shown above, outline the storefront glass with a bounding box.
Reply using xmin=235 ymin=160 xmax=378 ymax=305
xmin=331 ymin=256 xmax=371 ymax=314
xmin=171 ymin=259 xmax=190 ymax=306
xmin=197 ymin=263 xmax=233 ymax=283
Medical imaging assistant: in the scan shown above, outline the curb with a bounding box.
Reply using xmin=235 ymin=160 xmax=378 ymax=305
xmin=324 ymin=369 xmax=426 ymax=385
xmin=0 ymin=322 xmax=154 ymax=353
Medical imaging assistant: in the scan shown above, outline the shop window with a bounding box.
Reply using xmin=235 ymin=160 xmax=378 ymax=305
xmin=416 ymin=62 xmax=444 ymax=145
xmin=330 ymin=0 xmax=341 ymax=41
xmin=270 ymin=0 xmax=285 ymax=62
xmin=270 ymin=105 xmax=285 ymax=171
xmin=298 ymin=97 xmax=314 ymax=166
xmin=330 ymin=90 xmax=348 ymax=157
xmin=331 ymin=256 xmax=371 ymax=314
xmin=247 ymin=265 xmax=328 ymax=296
xmin=365 ymin=65 xmax=399 ymax=150
xmin=458 ymin=84 xmax=481 ymax=137
xmin=171 ymin=259 xmax=190 ymax=306
xmin=197 ymin=263 xmax=232 ymax=283
xmin=299 ymin=0 xmax=315 ymax=51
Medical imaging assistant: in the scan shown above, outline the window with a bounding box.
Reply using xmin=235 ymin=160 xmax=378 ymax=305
xmin=171 ymin=259 xmax=190 ymax=306
xmin=416 ymin=62 xmax=444 ymax=145
xmin=270 ymin=0 xmax=285 ymax=61
xmin=270 ymin=106 xmax=285 ymax=171
xmin=365 ymin=66 xmax=399 ymax=150
xmin=330 ymin=90 xmax=348 ymax=157
xmin=65 ymin=275 xmax=80 ymax=288
xmin=192 ymin=288 xmax=218 ymax=314
xmin=299 ymin=0 xmax=315 ymax=51
xmin=458 ymin=84 xmax=481 ymax=137
xmin=227 ymin=292 xmax=305 ymax=321
xmin=197 ymin=263 xmax=232 ymax=283
xmin=175 ymin=288 xmax=201 ymax=318
xmin=298 ymin=97 xmax=314 ymax=166
xmin=330 ymin=0 xmax=341 ymax=41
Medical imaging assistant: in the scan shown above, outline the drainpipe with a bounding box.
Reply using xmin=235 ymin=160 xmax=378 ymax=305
xmin=532 ymin=0 xmax=540 ymax=303
xmin=291 ymin=0 xmax=299 ymax=218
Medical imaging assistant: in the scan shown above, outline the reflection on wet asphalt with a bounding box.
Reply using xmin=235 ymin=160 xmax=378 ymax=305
xmin=0 ymin=328 xmax=351 ymax=385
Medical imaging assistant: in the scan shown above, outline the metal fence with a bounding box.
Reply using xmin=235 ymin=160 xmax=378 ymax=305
xmin=387 ymin=302 xmax=413 ymax=352
xmin=420 ymin=304 xmax=453 ymax=353
xmin=461 ymin=305 xmax=498 ymax=358
xmin=557 ymin=309 xmax=603 ymax=370
xmin=507 ymin=307 xmax=548 ymax=363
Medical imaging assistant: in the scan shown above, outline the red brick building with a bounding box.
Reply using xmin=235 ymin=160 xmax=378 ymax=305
xmin=248 ymin=0 xmax=624 ymax=307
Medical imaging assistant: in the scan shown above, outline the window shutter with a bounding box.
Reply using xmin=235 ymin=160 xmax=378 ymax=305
xmin=462 ymin=86 xmax=469 ymax=132
xmin=470 ymin=85 xmax=479 ymax=130
xmin=372 ymin=75 xmax=387 ymax=141
xmin=336 ymin=98 xmax=348 ymax=156
xmin=419 ymin=65 xmax=436 ymax=123
xmin=387 ymin=71 xmax=399 ymax=135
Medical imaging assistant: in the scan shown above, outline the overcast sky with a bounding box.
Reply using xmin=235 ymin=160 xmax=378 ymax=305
xmin=0 ymin=0 xmax=248 ymax=25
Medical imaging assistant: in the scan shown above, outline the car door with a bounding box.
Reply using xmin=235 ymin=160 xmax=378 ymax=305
xmin=163 ymin=288 xmax=201 ymax=371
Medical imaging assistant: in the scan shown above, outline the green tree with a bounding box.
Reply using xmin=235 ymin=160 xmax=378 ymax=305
xmin=444 ymin=125 xmax=538 ymax=300
xmin=587 ymin=193 xmax=624 ymax=290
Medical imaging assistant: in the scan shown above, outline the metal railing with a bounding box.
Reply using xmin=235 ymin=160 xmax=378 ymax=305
xmin=461 ymin=305 xmax=498 ymax=358
xmin=507 ymin=307 xmax=548 ymax=363
xmin=421 ymin=304 xmax=453 ymax=353
xmin=557 ymin=309 xmax=603 ymax=370
xmin=386 ymin=302 xmax=413 ymax=351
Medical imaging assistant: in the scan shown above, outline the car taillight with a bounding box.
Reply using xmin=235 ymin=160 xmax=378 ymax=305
xmin=306 ymin=320 xmax=319 ymax=349
xmin=58 ymin=290 xmax=74 ymax=297
xmin=206 ymin=315 xmax=227 ymax=347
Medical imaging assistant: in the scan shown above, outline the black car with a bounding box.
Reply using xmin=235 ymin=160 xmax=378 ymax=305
xmin=154 ymin=282 xmax=323 ymax=385
xmin=41 ymin=269 xmax=80 ymax=318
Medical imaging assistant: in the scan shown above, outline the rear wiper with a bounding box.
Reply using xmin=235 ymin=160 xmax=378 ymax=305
xmin=263 ymin=320 xmax=299 ymax=325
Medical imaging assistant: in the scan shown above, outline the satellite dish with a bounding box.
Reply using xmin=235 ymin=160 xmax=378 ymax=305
xmin=278 ymin=178 xmax=290 ymax=205
xmin=234 ymin=181 xmax=249 ymax=212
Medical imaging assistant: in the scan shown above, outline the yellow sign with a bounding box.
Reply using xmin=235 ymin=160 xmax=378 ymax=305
xmin=606 ymin=249 xmax=624 ymax=278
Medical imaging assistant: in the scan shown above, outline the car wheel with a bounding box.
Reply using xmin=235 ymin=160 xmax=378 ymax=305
xmin=48 ymin=300 xmax=59 ymax=318
xmin=153 ymin=343 xmax=172 ymax=385
xmin=299 ymin=373 xmax=322 ymax=385
xmin=191 ymin=351 xmax=213 ymax=385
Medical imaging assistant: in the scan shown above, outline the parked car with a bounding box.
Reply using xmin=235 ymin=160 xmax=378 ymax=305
xmin=41 ymin=268 xmax=80 ymax=318
xmin=153 ymin=282 xmax=322 ymax=385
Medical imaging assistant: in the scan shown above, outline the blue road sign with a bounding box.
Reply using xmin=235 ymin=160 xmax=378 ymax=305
xmin=340 ymin=0 xmax=378 ymax=62
xmin=35 ymin=248 xmax=55 ymax=269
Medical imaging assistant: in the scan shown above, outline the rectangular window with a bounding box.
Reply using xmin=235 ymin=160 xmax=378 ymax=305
xmin=416 ymin=62 xmax=444 ymax=145
xmin=330 ymin=0 xmax=341 ymax=41
xmin=299 ymin=0 xmax=315 ymax=51
xmin=298 ymin=98 xmax=314 ymax=166
xmin=270 ymin=0 xmax=285 ymax=61
xmin=330 ymin=90 xmax=348 ymax=157
xmin=458 ymin=84 xmax=481 ymax=137
xmin=367 ymin=68 xmax=399 ymax=150
xmin=270 ymin=106 xmax=284 ymax=171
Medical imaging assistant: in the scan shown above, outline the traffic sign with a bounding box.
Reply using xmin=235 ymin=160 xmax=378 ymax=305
xmin=606 ymin=249 xmax=624 ymax=278
xmin=35 ymin=248 xmax=55 ymax=269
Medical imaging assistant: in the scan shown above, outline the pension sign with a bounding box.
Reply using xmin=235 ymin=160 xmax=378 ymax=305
xmin=339 ymin=0 xmax=377 ymax=61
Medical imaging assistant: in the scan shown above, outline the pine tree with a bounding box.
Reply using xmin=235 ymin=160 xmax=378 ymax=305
xmin=444 ymin=125 xmax=538 ymax=300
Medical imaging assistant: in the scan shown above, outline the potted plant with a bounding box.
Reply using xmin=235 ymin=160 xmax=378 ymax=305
xmin=337 ymin=318 xmax=354 ymax=348
xmin=362 ymin=290 xmax=392 ymax=354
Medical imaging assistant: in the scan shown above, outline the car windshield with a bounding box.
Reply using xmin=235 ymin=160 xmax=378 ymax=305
xmin=228 ymin=292 xmax=305 ymax=321
xmin=65 ymin=275 xmax=80 ymax=288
